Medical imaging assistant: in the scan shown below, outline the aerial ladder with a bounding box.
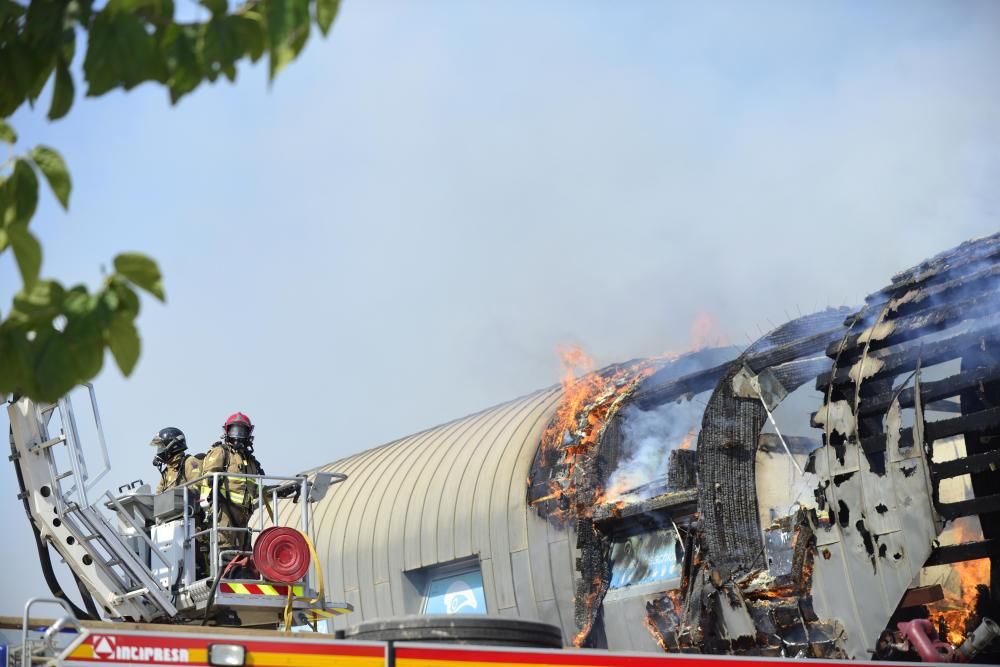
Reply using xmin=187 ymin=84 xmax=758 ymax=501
xmin=7 ymin=386 xmax=351 ymax=629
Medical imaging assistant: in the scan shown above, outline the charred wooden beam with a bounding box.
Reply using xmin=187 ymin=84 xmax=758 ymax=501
xmin=925 ymin=539 xmax=1000 ymax=566
xmin=960 ymin=346 xmax=1000 ymax=607
xmin=573 ymin=519 xmax=611 ymax=647
xmin=931 ymin=449 xmax=1000 ymax=480
xmin=817 ymin=320 xmax=1000 ymax=391
xmin=937 ymin=494 xmax=1000 ymax=520
xmin=667 ymin=449 xmax=697 ymax=490
xmin=745 ymin=316 xmax=850 ymax=374
xmin=891 ymin=261 xmax=1000 ymax=316
xmin=899 ymin=584 xmax=945 ymax=608
xmin=633 ymin=361 xmax=734 ymax=410
xmin=860 ymin=406 xmax=1000 ymax=454
xmin=697 ymin=364 xmax=766 ymax=573
xmin=855 ymin=365 xmax=1000 ymax=418
xmin=877 ymin=232 xmax=1000 ymax=298
xmin=770 ymin=356 xmax=834 ymax=396
xmin=593 ymin=488 xmax=698 ymax=525
xmin=926 ymin=405 xmax=1000 ymax=442
xmin=828 ymin=288 xmax=1000 ymax=362
xmin=926 ymin=399 xmax=962 ymax=413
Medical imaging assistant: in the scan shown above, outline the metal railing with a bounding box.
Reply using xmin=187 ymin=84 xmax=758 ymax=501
xmin=19 ymin=598 xmax=83 ymax=667
xmin=165 ymin=471 xmax=345 ymax=586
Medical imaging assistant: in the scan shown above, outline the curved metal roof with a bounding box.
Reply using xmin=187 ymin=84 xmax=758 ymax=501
xmin=281 ymin=386 xmax=583 ymax=637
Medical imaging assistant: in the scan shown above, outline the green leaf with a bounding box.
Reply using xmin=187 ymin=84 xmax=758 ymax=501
xmin=0 ymin=42 xmax=46 ymax=117
xmin=84 ymin=9 xmax=167 ymax=96
xmin=0 ymin=227 xmax=7 ymax=253
xmin=203 ymin=15 xmax=243 ymax=73
xmin=0 ymin=178 xmax=13 ymax=227
xmin=8 ymin=224 xmax=42 ymax=285
xmin=107 ymin=314 xmax=140 ymax=375
xmin=62 ymin=285 xmax=93 ymax=315
xmin=63 ymin=310 xmax=104 ymax=381
xmin=29 ymin=146 xmax=71 ymax=209
xmin=113 ymin=252 xmax=165 ymax=301
xmin=265 ymin=0 xmax=309 ymax=79
xmin=14 ymin=280 xmax=64 ymax=313
xmin=25 ymin=0 xmax=67 ymax=47
xmin=48 ymin=58 xmax=74 ymax=120
xmin=0 ymin=0 xmax=26 ymax=24
xmin=8 ymin=159 xmax=40 ymax=224
xmin=10 ymin=279 xmax=64 ymax=325
xmin=162 ymin=23 xmax=203 ymax=103
xmin=200 ymin=0 xmax=226 ymax=16
xmin=0 ymin=42 xmax=48 ymax=114
xmin=92 ymin=285 xmax=117 ymax=327
xmin=0 ymin=119 xmax=15 ymax=144
xmin=315 ymin=0 xmax=338 ymax=36
xmin=105 ymin=0 xmax=173 ymax=18
xmin=109 ymin=279 xmax=140 ymax=316
xmin=232 ymin=13 xmax=265 ymax=63
xmin=0 ymin=333 xmax=20 ymax=397
xmin=35 ymin=329 xmax=78 ymax=402
xmin=0 ymin=330 xmax=36 ymax=398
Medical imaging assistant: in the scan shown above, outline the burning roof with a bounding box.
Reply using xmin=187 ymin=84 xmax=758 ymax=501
xmin=526 ymin=233 xmax=1000 ymax=660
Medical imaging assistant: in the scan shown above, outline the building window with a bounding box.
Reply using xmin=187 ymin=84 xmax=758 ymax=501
xmin=609 ymin=527 xmax=681 ymax=591
xmin=406 ymin=557 xmax=487 ymax=616
xmin=422 ymin=569 xmax=486 ymax=615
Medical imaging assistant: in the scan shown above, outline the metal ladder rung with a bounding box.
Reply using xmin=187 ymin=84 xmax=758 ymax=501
xmin=33 ymin=434 xmax=67 ymax=451
xmin=55 ymin=471 xmax=74 ymax=481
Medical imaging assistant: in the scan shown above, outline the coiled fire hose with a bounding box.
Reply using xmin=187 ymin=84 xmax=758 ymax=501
xmin=251 ymin=526 xmax=325 ymax=633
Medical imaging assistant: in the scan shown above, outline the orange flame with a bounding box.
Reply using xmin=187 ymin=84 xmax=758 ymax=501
xmin=928 ymin=520 xmax=991 ymax=644
xmin=689 ymin=312 xmax=729 ymax=350
xmin=539 ymin=345 xmax=654 ymax=470
xmin=677 ymin=430 xmax=695 ymax=450
xmin=644 ymin=614 xmax=671 ymax=651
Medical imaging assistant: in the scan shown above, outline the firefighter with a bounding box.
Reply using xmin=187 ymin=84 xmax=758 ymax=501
xmin=151 ymin=427 xmax=201 ymax=494
xmin=199 ymin=412 xmax=265 ymax=564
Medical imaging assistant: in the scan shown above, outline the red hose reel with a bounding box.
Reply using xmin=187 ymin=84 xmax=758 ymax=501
xmin=252 ymin=527 xmax=310 ymax=584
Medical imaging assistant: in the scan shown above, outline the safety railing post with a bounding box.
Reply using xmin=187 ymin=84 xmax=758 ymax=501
xmin=258 ymin=478 xmax=265 ymax=535
xmin=211 ymin=473 xmax=219 ymax=578
xmin=300 ymin=477 xmax=310 ymax=593
xmin=182 ymin=486 xmax=189 ymax=586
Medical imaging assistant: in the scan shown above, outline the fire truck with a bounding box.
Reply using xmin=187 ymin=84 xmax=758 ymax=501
xmin=3 ymin=377 xmax=999 ymax=664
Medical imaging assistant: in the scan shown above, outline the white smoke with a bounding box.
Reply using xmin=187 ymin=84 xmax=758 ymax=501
xmin=605 ymin=394 xmax=707 ymax=499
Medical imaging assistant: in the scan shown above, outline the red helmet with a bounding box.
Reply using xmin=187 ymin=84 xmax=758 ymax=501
xmin=223 ymin=412 xmax=254 ymax=445
xmin=224 ymin=412 xmax=253 ymax=430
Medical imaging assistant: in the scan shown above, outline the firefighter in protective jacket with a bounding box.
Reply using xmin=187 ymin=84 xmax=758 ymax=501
xmin=151 ymin=427 xmax=201 ymax=494
xmin=200 ymin=412 xmax=264 ymax=559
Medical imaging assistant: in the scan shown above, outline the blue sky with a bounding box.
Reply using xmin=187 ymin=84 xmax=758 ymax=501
xmin=2 ymin=0 xmax=1000 ymax=612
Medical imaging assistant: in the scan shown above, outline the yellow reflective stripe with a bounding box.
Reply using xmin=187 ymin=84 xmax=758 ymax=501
xmin=228 ymin=583 xmax=251 ymax=595
xmin=258 ymin=584 xmax=278 ymax=595
xmin=293 ymin=586 xmax=303 ymax=596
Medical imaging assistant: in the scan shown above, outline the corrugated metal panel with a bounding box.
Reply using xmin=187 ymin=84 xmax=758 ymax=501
xmin=283 ymin=387 xmax=575 ymax=631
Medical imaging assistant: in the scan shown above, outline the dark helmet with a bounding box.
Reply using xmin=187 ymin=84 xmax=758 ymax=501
xmin=151 ymin=427 xmax=187 ymax=466
xmin=223 ymin=412 xmax=254 ymax=447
